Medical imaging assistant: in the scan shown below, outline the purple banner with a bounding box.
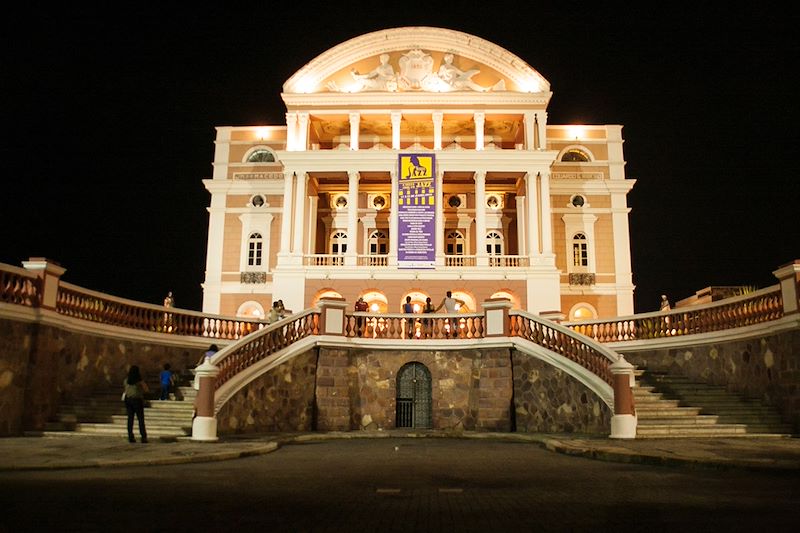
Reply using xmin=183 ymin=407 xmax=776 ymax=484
xmin=397 ymin=153 xmax=436 ymax=268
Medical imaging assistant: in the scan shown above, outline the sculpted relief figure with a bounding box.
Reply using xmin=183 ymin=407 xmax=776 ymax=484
xmin=325 ymin=50 xmax=505 ymax=93
xmin=437 ymin=53 xmax=504 ymax=92
xmin=349 ymin=54 xmax=397 ymax=91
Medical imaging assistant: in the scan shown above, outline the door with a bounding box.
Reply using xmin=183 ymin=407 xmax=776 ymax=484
xmin=396 ymin=362 xmax=432 ymax=428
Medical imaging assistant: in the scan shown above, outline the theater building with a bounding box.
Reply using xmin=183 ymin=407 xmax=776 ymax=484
xmin=201 ymin=27 xmax=635 ymax=321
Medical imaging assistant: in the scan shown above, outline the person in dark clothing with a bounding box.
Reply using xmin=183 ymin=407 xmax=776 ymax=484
xmin=159 ymin=363 xmax=173 ymax=400
xmin=123 ymin=365 xmax=149 ymax=443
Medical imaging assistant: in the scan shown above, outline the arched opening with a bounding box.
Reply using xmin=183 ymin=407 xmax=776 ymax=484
xmin=395 ymin=362 xmax=432 ymax=429
xmin=236 ymin=300 xmax=265 ymax=319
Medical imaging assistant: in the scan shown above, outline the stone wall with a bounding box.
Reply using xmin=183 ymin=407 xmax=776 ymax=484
xmin=619 ymin=329 xmax=800 ymax=431
xmin=216 ymin=346 xmax=612 ymax=435
xmin=216 ymin=349 xmax=318 ymax=434
xmin=512 ymin=351 xmax=612 ymax=434
xmin=0 ymin=315 xmax=207 ymax=436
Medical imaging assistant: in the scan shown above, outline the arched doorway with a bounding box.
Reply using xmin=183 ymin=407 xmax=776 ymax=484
xmin=396 ymin=362 xmax=432 ymax=428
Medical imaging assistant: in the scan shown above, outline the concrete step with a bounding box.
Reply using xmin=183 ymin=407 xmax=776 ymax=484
xmin=635 ymin=406 xmax=702 ymax=417
xmin=637 ymin=415 xmax=720 ymax=426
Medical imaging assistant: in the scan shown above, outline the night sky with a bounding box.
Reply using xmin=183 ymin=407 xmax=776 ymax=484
xmin=2 ymin=4 xmax=797 ymax=313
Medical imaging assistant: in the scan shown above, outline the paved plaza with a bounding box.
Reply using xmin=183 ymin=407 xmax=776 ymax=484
xmin=1 ymin=436 xmax=798 ymax=532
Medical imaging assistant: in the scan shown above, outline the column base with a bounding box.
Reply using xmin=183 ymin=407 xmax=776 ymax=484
xmin=610 ymin=414 xmax=637 ymax=439
xmin=191 ymin=416 xmax=219 ymax=441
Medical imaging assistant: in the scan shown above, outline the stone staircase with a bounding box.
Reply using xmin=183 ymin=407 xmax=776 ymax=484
xmin=634 ymin=370 xmax=794 ymax=438
xmin=37 ymin=371 xmax=196 ymax=439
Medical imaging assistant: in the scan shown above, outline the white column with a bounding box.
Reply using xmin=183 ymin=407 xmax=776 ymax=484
xmin=297 ymin=112 xmax=309 ymax=151
xmin=611 ymin=191 xmax=635 ymax=315
xmin=279 ymin=170 xmax=295 ymax=256
xmin=526 ymin=172 xmax=540 ymax=257
xmin=293 ymin=171 xmax=308 ymax=257
xmin=346 ymin=171 xmax=359 ymax=266
xmin=432 ymin=112 xmax=443 ymax=150
xmin=536 ymin=111 xmax=548 ymax=150
xmin=349 ymin=112 xmax=360 ymax=151
xmin=515 ymin=195 xmax=527 ymax=256
xmin=474 ymin=112 xmax=485 ymax=151
xmin=435 ymin=169 xmax=444 ymax=265
xmin=201 ymin=192 xmax=226 ymax=314
xmin=389 ymin=170 xmax=399 ymax=265
xmin=523 ymin=112 xmax=536 ymax=150
xmin=285 ymin=113 xmax=297 ymax=151
xmin=308 ymin=196 xmax=319 ymax=256
xmin=391 ymin=112 xmax=402 ymax=149
xmin=540 ymin=171 xmax=553 ymax=254
xmin=475 ymin=171 xmax=488 ymax=266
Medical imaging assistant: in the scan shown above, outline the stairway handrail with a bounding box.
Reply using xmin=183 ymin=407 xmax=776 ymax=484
xmin=509 ymin=309 xmax=620 ymax=385
xmin=209 ymin=308 xmax=320 ymax=391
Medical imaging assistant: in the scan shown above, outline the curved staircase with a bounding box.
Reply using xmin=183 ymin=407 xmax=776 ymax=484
xmin=634 ymin=370 xmax=794 ymax=438
xmin=35 ymin=371 xmax=196 ymax=439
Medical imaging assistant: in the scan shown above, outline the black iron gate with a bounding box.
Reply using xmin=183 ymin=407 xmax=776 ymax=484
xmin=396 ymin=362 xmax=432 ymax=428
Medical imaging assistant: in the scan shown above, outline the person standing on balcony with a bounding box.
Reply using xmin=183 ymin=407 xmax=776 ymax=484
xmin=354 ymin=296 xmax=368 ymax=336
xmin=122 ymin=365 xmax=149 ymax=443
xmin=422 ymin=296 xmax=435 ymax=337
xmin=403 ymin=296 xmax=415 ymax=338
xmin=436 ymin=291 xmax=465 ymax=337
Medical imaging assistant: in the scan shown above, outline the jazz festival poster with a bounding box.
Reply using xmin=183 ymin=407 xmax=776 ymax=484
xmin=397 ymin=153 xmax=436 ymax=268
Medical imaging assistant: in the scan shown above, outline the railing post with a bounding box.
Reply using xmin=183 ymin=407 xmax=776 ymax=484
xmin=773 ymin=259 xmax=800 ymax=316
xmin=482 ymin=297 xmax=512 ymax=336
xmin=191 ymin=360 xmax=220 ymax=441
xmin=609 ymin=355 xmax=636 ymax=439
xmin=21 ymin=257 xmax=65 ymax=310
xmin=318 ymin=297 xmax=347 ymax=336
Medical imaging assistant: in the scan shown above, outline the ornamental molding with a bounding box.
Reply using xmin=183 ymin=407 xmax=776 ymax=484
xmin=240 ymin=272 xmax=267 ymax=284
xmin=232 ymin=172 xmax=285 ymax=180
xmin=568 ymin=273 xmax=596 ymax=286
xmin=552 ymin=172 xmax=604 ymax=180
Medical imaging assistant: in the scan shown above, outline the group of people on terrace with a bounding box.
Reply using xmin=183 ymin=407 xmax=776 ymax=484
xmin=354 ymin=290 xmax=466 ymax=338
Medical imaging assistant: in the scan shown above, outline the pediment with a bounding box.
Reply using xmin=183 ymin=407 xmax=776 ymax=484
xmin=284 ymin=27 xmax=550 ymax=96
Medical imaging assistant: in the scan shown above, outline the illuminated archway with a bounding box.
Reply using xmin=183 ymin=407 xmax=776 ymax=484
xmin=236 ymin=300 xmax=265 ymax=319
xmin=490 ymin=290 xmax=521 ymax=309
xmin=568 ymin=302 xmax=598 ymax=321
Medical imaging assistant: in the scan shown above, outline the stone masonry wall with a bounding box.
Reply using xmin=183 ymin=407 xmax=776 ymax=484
xmin=316 ymin=347 xmax=511 ymax=431
xmin=216 ymin=349 xmax=318 ymax=434
xmin=0 ymin=315 xmax=206 ymax=435
xmin=512 ymin=351 xmax=612 ymax=435
xmin=620 ymin=329 xmax=800 ymax=431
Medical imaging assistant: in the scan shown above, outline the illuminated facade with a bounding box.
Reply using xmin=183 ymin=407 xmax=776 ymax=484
xmin=201 ymin=27 xmax=635 ymax=320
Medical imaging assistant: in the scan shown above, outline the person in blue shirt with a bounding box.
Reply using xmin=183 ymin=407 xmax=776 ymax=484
xmin=159 ymin=363 xmax=173 ymax=400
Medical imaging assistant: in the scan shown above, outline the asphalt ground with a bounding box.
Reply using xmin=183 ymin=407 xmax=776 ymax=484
xmin=0 ymin=431 xmax=798 ymax=472
xmin=1 ymin=437 xmax=798 ymax=533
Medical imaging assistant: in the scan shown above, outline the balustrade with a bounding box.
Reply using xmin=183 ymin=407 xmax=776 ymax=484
xmin=509 ymin=312 xmax=614 ymax=384
xmin=55 ymin=283 xmax=265 ymax=339
xmin=213 ymin=311 xmax=319 ymax=389
xmin=565 ymin=286 xmax=784 ymax=342
xmin=488 ymin=255 xmax=529 ymax=267
xmin=345 ymin=312 xmax=484 ymax=340
xmin=0 ymin=267 xmax=40 ymax=307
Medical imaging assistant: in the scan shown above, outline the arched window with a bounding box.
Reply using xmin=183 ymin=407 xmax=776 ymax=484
xmin=368 ymin=230 xmax=388 ymax=255
xmin=331 ymin=231 xmax=348 ymax=255
xmin=572 ymin=233 xmax=588 ymax=267
xmin=486 ymin=231 xmax=503 ymax=255
xmin=247 ymin=149 xmax=275 ymax=163
xmin=446 ymin=230 xmax=464 ymax=255
xmin=561 ymin=149 xmax=590 ymax=162
xmin=248 ymin=232 xmax=263 ymax=266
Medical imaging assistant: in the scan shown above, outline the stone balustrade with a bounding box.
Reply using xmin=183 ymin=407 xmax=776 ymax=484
xmin=0 ymin=265 xmax=40 ymax=307
xmin=566 ymin=285 xmax=785 ymax=343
